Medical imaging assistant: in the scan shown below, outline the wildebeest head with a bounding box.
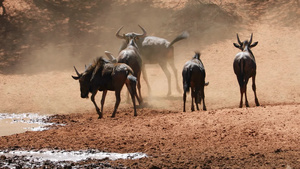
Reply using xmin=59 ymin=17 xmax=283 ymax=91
xmin=233 ymin=33 xmax=258 ymax=51
xmin=72 ymin=66 xmax=91 ymax=99
xmin=72 ymin=57 xmax=109 ymax=99
xmin=116 ymin=25 xmax=147 ymax=44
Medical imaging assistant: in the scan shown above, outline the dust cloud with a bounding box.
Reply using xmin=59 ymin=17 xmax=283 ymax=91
xmin=0 ymin=0 xmax=299 ymax=114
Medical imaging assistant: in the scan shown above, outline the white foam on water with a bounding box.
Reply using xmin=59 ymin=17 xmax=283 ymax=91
xmin=0 ymin=113 xmax=62 ymax=136
xmin=0 ymin=150 xmax=147 ymax=162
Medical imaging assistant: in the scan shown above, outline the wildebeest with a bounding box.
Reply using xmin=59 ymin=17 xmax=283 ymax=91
xmin=105 ymin=39 xmax=143 ymax=103
xmin=182 ymin=52 xmax=208 ymax=112
xmin=116 ymin=25 xmax=189 ymax=96
xmin=233 ymin=33 xmax=260 ymax=108
xmin=72 ymin=57 xmax=139 ymax=118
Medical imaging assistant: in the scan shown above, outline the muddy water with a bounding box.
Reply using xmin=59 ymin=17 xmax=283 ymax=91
xmin=0 ymin=150 xmax=147 ymax=168
xmin=0 ymin=150 xmax=147 ymax=162
xmin=0 ymin=113 xmax=55 ymax=136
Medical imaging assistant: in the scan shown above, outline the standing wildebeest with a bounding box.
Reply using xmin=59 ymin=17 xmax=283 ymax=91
xmin=72 ymin=57 xmax=139 ymax=118
xmin=105 ymin=39 xmax=143 ymax=103
xmin=233 ymin=33 xmax=260 ymax=108
xmin=116 ymin=25 xmax=189 ymax=96
xmin=182 ymin=52 xmax=208 ymax=112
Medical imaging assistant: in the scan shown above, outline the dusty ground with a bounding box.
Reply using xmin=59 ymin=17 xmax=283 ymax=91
xmin=0 ymin=0 xmax=300 ymax=168
xmin=1 ymin=104 xmax=300 ymax=168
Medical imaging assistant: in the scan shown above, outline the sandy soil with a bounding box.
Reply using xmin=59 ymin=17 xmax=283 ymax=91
xmin=1 ymin=104 xmax=299 ymax=168
xmin=0 ymin=0 xmax=300 ymax=168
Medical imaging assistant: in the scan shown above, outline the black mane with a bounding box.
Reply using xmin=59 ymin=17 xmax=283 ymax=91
xmin=84 ymin=56 xmax=110 ymax=75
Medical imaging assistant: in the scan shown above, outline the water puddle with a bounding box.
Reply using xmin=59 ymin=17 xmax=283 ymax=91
xmin=0 ymin=150 xmax=147 ymax=162
xmin=0 ymin=149 xmax=147 ymax=168
xmin=0 ymin=114 xmax=147 ymax=167
xmin=0 ymin=113 xmax=59 ymax=136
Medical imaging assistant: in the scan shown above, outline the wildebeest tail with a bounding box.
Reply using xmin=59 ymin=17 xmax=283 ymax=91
xmin=124 ymin=65 xmax=134 ymax=76
xmin=183 ymin=68 xmax=192 ymax=93
xmin=123 ymin=65 xmax=137 ymax=85
xmin=168 ymin=31 xmax=189 ymax=48
xmin=127 ymin=74 xmax=137 ymax=83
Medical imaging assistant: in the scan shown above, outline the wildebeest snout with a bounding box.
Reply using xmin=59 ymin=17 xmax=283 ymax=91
xmin=81 ymin=93 xmax=89 ymax=99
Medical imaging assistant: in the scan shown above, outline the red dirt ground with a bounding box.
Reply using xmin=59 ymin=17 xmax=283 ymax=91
xmin=0 ymin=0 xmax=300 ymax=168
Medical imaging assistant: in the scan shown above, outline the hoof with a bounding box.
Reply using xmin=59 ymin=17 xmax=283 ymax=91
xmin=245 ymin=101 xmax=249 ymax=107
xmin=256 ymin=102 xmax=260 ymax=106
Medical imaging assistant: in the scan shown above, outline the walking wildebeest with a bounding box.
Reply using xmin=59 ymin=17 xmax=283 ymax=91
xmin=105 ymin=39 xmax=143 ymax=103
xmin=72 ymin=57 xmax=139 ymax=118
xmin=116 ymin=25 xmax=189 ymax=96
xmin=182 ymin=52 xmax=208 ymax=112
xmin=233 ymin=33 xmax=260 ymax=108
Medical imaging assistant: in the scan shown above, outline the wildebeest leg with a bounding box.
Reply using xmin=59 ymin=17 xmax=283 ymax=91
xmin=244 ymin=78 xmax=249 ymax=107
xmin=202 ymin=99 xmax=207 ymax=111
xmin=100 ymin=90 xmax=107 ymax=115
xmin=201 ymin=89 xmax=207 ymax=111
xmin=126 ymin=78 xmax=142 ymax=105
xmin=142 ymin=65 xmax=151 ymax=95
xmin=159 ymin=63 xmax=172 ymax=96
xmin=195 ymin=91 xmax=200 ymax=111
xmin=91 ymin=90 xmax=102 ymax=119
xmin=237 ymin=76 xmax=244 ymax=108
xmin=183 ymin=91 xmax=187 ymax=112
xmin=169 ymin=60 xmax=181 ymax=93
xmin=137 ymin=73 xmax=143 ymax=103
xmin=111 ymin=90 xmax=121 ymax=118
xmin=126 ymin=83 xmax=138 ymax=116
xmin=196 ymin=102 xmax=200 ymax=111
xmin=191 ymin=90 xmax=195 ymax=111
xmin=252 ymin=75 xmax=260 ymax=106
xmin=239 ymin=87 xmax=243 ymax=108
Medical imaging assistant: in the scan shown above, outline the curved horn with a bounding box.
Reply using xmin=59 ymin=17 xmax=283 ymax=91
xmin=116 ymin=26 xmax=125 ymax=39
xmin=236 ymin=33 xmax=242 ymax=45
xmin=72 ymin=66 xmax=81 ymax=80
xmin=137 ymin=25 xmax=147 ymax=37
xmin=74 ymin=66 xmax=80 ymax=76
xmin=249 ymin=33 xmax=253 ymax=44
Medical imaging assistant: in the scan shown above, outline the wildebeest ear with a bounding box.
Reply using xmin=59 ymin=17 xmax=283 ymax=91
xmin=250 ymin=41 xmax=258 ymax=48
xmin=72 ymin=75 xmax=80 ymax=80
xmin=233 ymin=43 xmax=240 ymax=49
